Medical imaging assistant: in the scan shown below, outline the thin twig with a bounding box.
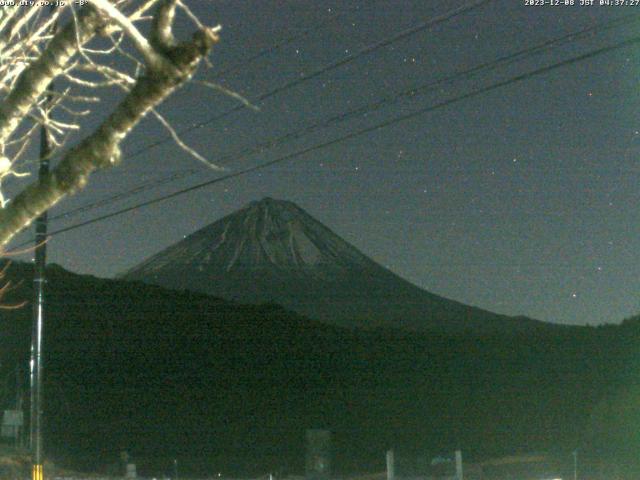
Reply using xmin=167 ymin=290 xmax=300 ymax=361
xmin=196 ymin=80 xmax=260 ymax=111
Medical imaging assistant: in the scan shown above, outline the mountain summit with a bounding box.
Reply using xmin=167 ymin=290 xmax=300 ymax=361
xmin=123 ymin=197 xmax=545 ymax=332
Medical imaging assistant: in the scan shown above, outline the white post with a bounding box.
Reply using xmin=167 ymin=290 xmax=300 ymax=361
xmin=386 ymin=450 xmax=395 ymax=480
xmin=455 ymin=450 xmax=463 ymax=480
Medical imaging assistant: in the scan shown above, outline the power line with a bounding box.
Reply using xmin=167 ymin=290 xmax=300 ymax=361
xmin=39 ymin=3 xmax=351 ymax=171
xmin=44 ymin=0 xmax=492 ymax=223
xmin=47 ymin=13 xmax=355 ymax=221
xmin=47 ymin=0 xmax=494 ymax=223
xmin=12 ymin=32 xmax=640 ymax=249
xmin=49 ymin=169 xmax=197 ymax=221
xmin=125 ymin=0 xmax=493 ymax=159
xmin=211 ymin=9 xmax=349 ymax=80
xmin=50 ymin=12 xmax=640 ymax=223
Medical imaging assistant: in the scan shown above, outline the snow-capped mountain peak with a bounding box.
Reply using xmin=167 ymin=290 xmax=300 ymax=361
xmin=123 ymin=198 xmax=546 ymax=333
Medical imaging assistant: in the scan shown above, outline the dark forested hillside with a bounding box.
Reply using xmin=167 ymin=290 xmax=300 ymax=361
xmin=0 ymin=263 xmax=639 ymax=477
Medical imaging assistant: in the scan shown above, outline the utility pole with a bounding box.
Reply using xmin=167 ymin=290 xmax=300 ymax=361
xmin=30 ymin=64 xmax=54 ymax=480
xmin=455 ymin=450 xmax=463 ymax=480
xmin=572 ymin=449 xmax=578 ymax=480
xmin=386 ymin=450 xmax=394 ymax=480
xmin=15 ymin=363 xmax=23 ymax=447
xmin=30 ymin=113 xmax=50 ymax=480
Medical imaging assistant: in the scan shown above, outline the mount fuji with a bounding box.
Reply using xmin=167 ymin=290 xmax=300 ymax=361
xmin=123 ymin=197 xmax=547 ymax=333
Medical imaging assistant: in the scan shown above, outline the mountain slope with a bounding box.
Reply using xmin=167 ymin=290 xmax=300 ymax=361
xmin=123 ymin=197 xmax=546 ymax=333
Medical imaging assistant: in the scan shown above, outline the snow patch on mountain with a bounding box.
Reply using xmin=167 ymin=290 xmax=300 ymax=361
xmin=127 ymin=197 xmax=373 ymax=277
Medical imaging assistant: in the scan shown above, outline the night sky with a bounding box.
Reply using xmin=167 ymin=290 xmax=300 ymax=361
xmin=8 ymin=0 xmax=640 ymax=326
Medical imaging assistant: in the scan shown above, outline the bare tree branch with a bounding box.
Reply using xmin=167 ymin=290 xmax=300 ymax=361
xmin=0 ymin=1 xmax=220 ymax=246
xmin=0 ymin=6 xmax=104 ymax=147
xmin=89 ymin=0 xmax=166 ymax=68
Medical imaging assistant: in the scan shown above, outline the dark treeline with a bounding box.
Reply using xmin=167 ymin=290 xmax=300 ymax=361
xmin=0 ymin=262 xmax=639 ymax=478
